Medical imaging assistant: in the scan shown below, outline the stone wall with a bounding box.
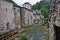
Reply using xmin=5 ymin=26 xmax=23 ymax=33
xmin=0 ymin=1 xmax=15 ymax=33
xmin=21 ymin=8 xmax=33 ymax=27
xmin=33 ymin=10 xmax=44 ymax=24
xmin=49 ymin=0 xmax=60 ymax=40
xmin=13 ymin=6 xmax=21 ymax=29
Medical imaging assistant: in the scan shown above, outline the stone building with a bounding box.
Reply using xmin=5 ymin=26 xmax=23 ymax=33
xmin=33 ymin=10 xmax=44 ymax=24
xmin=20 ymin=7 xmax=34 ymax=27
xmin=48 ymin=0 xmax=60 ymax=40
xmin=23 ymin=2 xmax=32 ymax=10
xmin=0 ymin=0 xmax=36 ymax=34
xmin=13 ymin=4 xmax=21 ymax=29
xmin=0 ymin=0 xmax=15 ymax=33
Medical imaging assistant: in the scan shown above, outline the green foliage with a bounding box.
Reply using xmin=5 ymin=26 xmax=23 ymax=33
xmin=20 ymin=34 xmax=28 ymax=40
xmin=32 ymin=0 xmax=49 ymax=18
xmin=45 ymin=33 xmax=50 ymax=40
xmin=41 ymin=7 xmax=48 ymax=18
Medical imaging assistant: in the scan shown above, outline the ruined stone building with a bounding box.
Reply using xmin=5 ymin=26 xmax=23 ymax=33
xmin=0 ymin=0 xmax=43 ymax=36
xmin=0 ymin=0 xmax=45 ymax=40
xmin=48 ymin=0 xmax=60 ymax=40
xmin=20 ymin=2 xmax=34 ymax=27
xmin=0 ymin=0 xmax=34 ymax=33
xmin=33 ymin=10 xmax=44 ymax=24
xmin=0 ymin=0 xmax=15 ymax=34
xmin=13 ymin=4 xmax=21 ymax=29
xmin=0 ymin=0 xmax=21 ymax=34
xmin=20 ymin=7 xmax=34 ymax=27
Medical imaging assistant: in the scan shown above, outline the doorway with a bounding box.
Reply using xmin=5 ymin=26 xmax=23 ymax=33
xmin=54 ymin=25 xmax=60 ymax=40
xmin=6 ymin=23 xmax=9 ymax=30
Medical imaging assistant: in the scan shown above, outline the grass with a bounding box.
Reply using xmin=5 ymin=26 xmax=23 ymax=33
xmin=44 ymin=27 xmax=50 ymax=40
xmin=20 ymin=34 xmax=28 ymax=40
xmin=20 ymin=23 xmax=42 ymax=36
xmin=19 ymin=23 xmax=50 ymax=40
xmin=45 ymin=33 xmax=50 ymax=40
xmin=41 ymin=24 xmax=50 ymax=40
xmin=39 ymin=23 xmax=50 ymax=40
xmin=19 ymin=23 xmax=42 ymax=40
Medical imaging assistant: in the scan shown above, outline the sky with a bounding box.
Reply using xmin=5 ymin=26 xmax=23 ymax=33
xmin=12 ymin=0 xmax=42 ymax=6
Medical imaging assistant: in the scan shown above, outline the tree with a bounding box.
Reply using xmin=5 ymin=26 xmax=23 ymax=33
xmin=32 ymin=0 xmax=49 ymax=18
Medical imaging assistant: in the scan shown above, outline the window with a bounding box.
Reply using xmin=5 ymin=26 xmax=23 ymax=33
xmin=53 ymin=6 xmax=55 ymax=9
xmin=18 ymin=9 xmax=20 ymax=12
xmin=53 ymin=17 xmax=56 ymax=22
xmin=59 ymin=13 xmax=60 ymax=17
xmin=14 ymin=7 xmax=16 ymax=9
xmin=6 ymin=8 xmax=7 ymax=12
xmin=28 ymin=5 xmax=29 ymax=7
xmin=4 ymin=8 xmax=7 ymax=14
xmin=24 ymin=5 xmax=26 ymax=7
xmin=58 ymin=1 xmax=60 ymax=4
xmin=59 ymin=9 xmax=60 ymax=13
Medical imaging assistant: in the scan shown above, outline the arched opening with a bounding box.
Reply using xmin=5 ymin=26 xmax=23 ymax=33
xmin=6 ymin=23 xmax=9 ymax=30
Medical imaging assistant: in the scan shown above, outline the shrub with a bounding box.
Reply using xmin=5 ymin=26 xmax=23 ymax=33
xmin=20 ymin=34 xmax=28 ymax=40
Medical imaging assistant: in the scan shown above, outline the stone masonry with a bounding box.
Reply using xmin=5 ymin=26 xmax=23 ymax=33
xmin=0 ymin=0 xmax=15 ymax=33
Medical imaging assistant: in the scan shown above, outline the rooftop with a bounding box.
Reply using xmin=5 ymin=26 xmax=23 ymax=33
xmin=23 ymin=2 xmax=31 ymax=5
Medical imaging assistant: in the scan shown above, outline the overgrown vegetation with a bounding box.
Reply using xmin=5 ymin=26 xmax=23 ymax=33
xmin=19 ymin=23 xmax=42 ymax=40
xmin=19 ymin=23 xmax=50 ymax=40
xmin=20 ymin=34 xmax=28 ymax=40
xmin=45 ymin=33 xmax=50 ymax=40
xmin=19 ymin=24 xmax=41 ymax=36
xmin=39 ymin=23 xmax=50 ymax=40
xmin=32 ymin=0 xmax=49 ymax=18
